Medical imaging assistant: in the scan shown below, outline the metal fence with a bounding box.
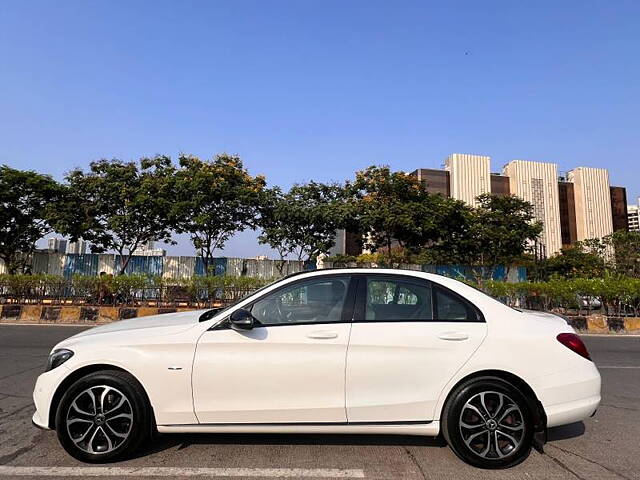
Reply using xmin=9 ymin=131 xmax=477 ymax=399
xmin=1 ymin=253 xmax=311 ymax=279
xmin=0 ymin=280 xmax=257 ymax=308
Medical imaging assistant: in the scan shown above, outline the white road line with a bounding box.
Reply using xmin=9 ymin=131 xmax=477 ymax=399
xmin=581 ymin=334 xmax=640 ymax=337
xmin=0 ymin=466 xmax=365 ymax=478
xmin=598 ymin=365 xmax=640 ymax=369
xmin=0 ymin=323 xmax=89 ymax=327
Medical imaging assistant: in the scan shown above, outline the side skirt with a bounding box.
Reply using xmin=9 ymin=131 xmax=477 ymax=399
xmin=157 ymin=421 xmax=440 ymax=436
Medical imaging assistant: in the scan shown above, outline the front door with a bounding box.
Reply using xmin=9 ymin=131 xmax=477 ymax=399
xmin=193 ymin=274 xmax=354 ymax=424
xmin=346 ymin=274 xmax=487 ymax=422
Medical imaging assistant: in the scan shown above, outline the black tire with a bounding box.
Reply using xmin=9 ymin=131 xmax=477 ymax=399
xmin=55 ymin=370 xmax=151 ymax=463
xmin=442 ymin=376 xmax=534 ymax=469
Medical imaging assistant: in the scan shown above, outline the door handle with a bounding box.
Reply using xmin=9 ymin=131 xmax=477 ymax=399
xmin=306 ymin=330 xmax=338 ymax=339
xmin=438 ymin=332 xmax=469 ymax=341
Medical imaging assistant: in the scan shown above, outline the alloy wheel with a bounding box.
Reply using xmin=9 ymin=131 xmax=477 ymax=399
xmin=65 ymin=385 xmax=133 ymax=454
xmin=458 ymin=391 xmax=525 ymax=459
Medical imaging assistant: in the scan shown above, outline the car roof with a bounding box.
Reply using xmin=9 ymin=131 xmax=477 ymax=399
xmin=282 ymin=267 xmax=438 ymax=281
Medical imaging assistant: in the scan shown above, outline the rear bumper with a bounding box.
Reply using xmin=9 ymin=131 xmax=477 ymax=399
xmin=545 ymin=394 xmax=600 ymax=428
xmin=535 ymin=362 xmax=601 ymax=428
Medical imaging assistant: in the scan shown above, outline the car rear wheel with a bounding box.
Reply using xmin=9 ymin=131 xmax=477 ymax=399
xmin=442 ymin=376 xmax=534 ymax=469
xmin=55 ymin=370 xmax=151 ymax=462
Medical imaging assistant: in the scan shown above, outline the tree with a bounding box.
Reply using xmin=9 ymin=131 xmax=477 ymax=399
xmin=0 ymin=166 xmax=65 ymax=274
xmin=346 ymin=165 xmax=477 ymax=264
xmin=409 ymin=196 xmax=476 ymax=264
xmin=59 ymin=156 xmax=177 ymax=275
xmin=530 ymin=245 xmax=606 ymax=280
xmin=605 ymin=230 xmax=640 ymax=277
xmin=258 ymin=182 xmax=348 ymax=271
xmin=465 ymin=194 xmax=543 ymax=280
xmin=172 ymin=154 xmax=266 ymax=275
xmin=348 ymin=166 xmax=431 ymax=254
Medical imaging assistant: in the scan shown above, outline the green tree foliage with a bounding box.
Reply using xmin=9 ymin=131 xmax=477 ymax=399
xmin=463 ymin=194 xmax=543 ymax=280
xmin=348 ymin=166 xmax=429 ymax=254
xmin=258 ymin=182 xmax=348 ymax=270
xmin=347 ymin=166 xmax=474 ymax=263
xmin=605 ymin=230 xmax=640 ymax=277
xmin=531 ymin=231 xmax=640 ymax=280
xmin=59 ymin=156 xmax=177 ymax=274
xmin=530 ymin=244 xmax=606 ymax=280
xmin=0 ymin=166 xmax=65 ymax=274
xmin=172 ymin=154 xmax=266 ymax=275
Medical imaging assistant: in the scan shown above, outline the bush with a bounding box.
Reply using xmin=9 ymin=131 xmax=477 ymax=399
xmin=2 ymin=272 xmax=640 ymax=316
xmin=0 ymin=273 xmax=274 ymax=306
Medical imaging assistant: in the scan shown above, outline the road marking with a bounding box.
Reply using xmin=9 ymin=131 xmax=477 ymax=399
xmin=0 ymin=323 xmax=89 ymax=327
xmin=598 ymin=365 xmax=640 ymax=369
xmin=0 ymin=466 xmax=365 ymax=478
xmin=581 ymin=334 xmax=640 ymax=337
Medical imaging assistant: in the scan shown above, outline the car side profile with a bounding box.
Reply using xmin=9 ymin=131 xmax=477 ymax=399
xmin=32 ymin=269 xmax=601 ymax=469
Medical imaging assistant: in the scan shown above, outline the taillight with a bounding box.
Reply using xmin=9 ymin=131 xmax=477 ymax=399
xmin=557 ymin=333 xmax=591 ymax=361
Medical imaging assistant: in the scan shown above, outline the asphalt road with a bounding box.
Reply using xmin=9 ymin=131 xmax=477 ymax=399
xmin=0 ymin=325 xmax=638 ymax=480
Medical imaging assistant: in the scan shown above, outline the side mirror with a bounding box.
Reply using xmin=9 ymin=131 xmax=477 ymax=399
xmin=229 ymin=308 xmax=254 ymax=331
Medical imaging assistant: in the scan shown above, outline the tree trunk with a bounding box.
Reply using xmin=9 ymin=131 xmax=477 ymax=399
xmin=119 ymin=253 xmax=132 ymax=275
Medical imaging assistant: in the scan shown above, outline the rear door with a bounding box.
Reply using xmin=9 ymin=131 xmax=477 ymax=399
xmin=345 ymin=274 xmax=487 ymax=422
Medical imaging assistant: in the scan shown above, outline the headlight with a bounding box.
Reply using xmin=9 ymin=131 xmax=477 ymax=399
xmin=45 ymin=349 xmax=74 ymax=372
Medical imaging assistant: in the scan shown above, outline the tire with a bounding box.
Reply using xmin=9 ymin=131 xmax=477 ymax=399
xmin=442 ymin=376 xmax=534 ymax=469
xmin=55 ymin=370 xmax=151 ymax=463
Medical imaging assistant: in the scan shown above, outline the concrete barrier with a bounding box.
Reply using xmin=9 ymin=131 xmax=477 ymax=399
xmin=0 ymin=304 xmax=199 ymax=324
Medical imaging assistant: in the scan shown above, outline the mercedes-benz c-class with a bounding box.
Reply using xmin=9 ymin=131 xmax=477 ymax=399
xmin=32 ymin=269 xmax=600 ymax=468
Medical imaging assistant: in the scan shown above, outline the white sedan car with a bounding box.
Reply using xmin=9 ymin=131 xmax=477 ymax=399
xmin=32 ymin=269 xmax=600 ymax=469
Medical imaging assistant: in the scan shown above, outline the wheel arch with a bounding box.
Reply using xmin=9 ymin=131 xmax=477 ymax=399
xmin=439 ymin=369 xmax=547 ymax=434
xmin=48 ymin=363 xmax=156 ymax=430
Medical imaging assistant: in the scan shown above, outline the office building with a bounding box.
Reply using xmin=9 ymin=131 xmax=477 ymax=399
xmin=411 ymin=154 xmax=628 ymax=257
xmin=444 ymin=154 xmax=491 ymax=207
xmin=558 ymin=181 xmax=578 ymax=246
xmin=47 ymin=238 xmax=67 ymax=254
xmin=628 ymin=199 xmax=640 ymax=232
xmin=132 ymin=241 xmax=166 ymax=256
xmin=610 ymin=187 xmax=629 ymax=233
xmin=566 ymin=167 xmax=614 ymax=242
xmin=411 ymin=168 xmax=450 ymax=196
xmin=66 ymin=239 xmax=88 ymax=255
xmin=503 ymin=160 xmax=562 ymax=257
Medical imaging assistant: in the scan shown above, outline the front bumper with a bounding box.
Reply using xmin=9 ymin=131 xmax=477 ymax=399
xmin=32 ymin=412 xmax=48 ymax=429
xmin=32 ymin=365 xmax=72 ymax=430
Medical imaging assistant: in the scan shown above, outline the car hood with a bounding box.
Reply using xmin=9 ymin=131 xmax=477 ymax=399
xmin=67 ymin=310 xmax=209 ymax=339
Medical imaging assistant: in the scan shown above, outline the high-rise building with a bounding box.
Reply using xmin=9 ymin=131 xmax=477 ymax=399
xmin=444 ymin=154 xmax=491 ymax=207
xmin=132 ymin=241 xmax=166 ymax=256
xmin=558 ymin=181 xmax=578 ymax=247
xmin=566 ymin=167 xmax=614 ymax=242
xmin=490 ymin=173 xmax=510 ymax=196
xmin=628 ymin=199 xmax=640 ymax=232
xmin=66 ymin=239 xmax=88 ymax=255
xmin=610 ymin=187 xmax=629 ymax=233
xmin=502 ymin=160 xmax=563 ymax=256
xmin=411 ymin=168 xmax=450 ymax=196
xmin=410 ymin=154 xmax=628 ymax=257
xmin=47 ymin=238 xmax=67 ymax=253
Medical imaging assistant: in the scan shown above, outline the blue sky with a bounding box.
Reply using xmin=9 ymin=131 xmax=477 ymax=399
xmin=1 ymin=0 xmax=639 ymax=257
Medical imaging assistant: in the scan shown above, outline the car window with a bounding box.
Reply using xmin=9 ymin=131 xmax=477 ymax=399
xmin=251 ymin=276 xmax=350 ymax=326
xmin=433 ymin=286 xmax=477 ymax=321
xmin=365 ymin=278 xmax=432 ymax=321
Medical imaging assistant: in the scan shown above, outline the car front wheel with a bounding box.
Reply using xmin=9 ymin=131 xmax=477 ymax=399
xmin=442 ymin=376 xmax=534 ymax=469
xmin=55 ymin=370 xmax=151 ymax=463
